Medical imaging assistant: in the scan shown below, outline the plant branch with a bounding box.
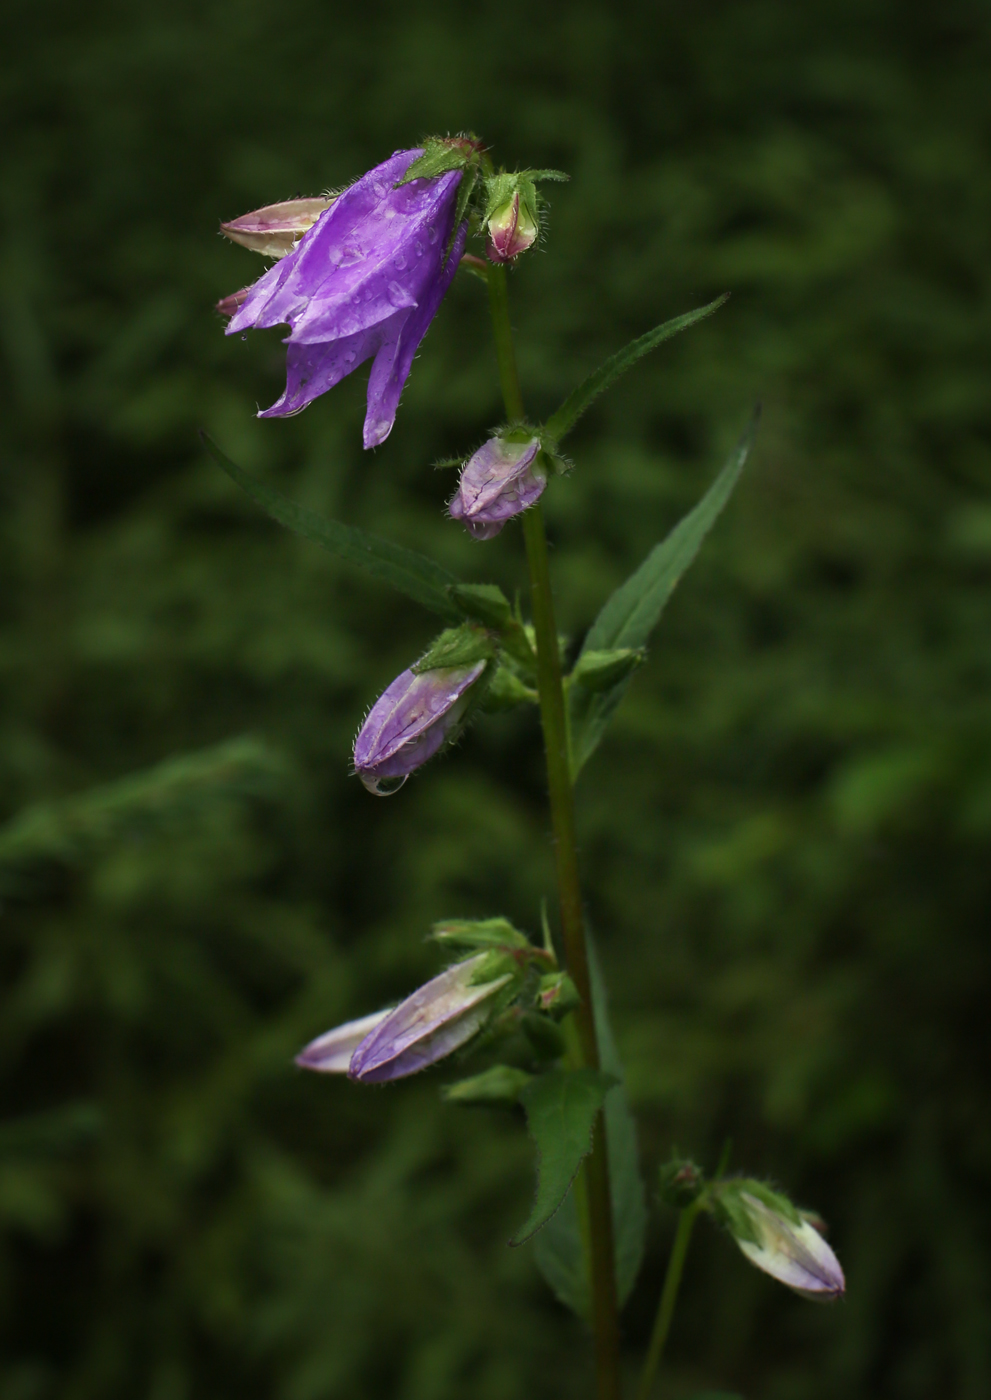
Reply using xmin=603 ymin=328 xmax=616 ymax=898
xmin=634 ymin=1203 xmax=702 ymax=1400
xmin=486 ymin=261 xmax=621 ymax=1400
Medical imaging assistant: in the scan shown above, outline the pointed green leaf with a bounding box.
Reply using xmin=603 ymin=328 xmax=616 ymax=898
xmin=534 ymin=934 xmax=647 ymax=1315
xmin=569 ymin=410 xmax=758 ymax=776
xmin=543 ymin=296 xmax=729 ymax=445
xmin=201 ymin=433 xmax=462 ymax=621
xmin=511 ymin=1068 xmax=617 ymax=1247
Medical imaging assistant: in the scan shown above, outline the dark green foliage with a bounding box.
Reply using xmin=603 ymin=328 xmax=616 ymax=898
xmin=2 ymin=1 xmax=991 ymax=1398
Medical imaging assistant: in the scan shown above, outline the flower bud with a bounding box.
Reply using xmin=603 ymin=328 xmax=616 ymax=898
xmin=294 ymin=1008 xmax=393 ymax=1074
xmin=220 ymin=196 xmax=336 ymax=259
xmin=537 ymin=971 xmax=580 ymax=1016
xmin=448 ymin=436 xmax=546 ymax=540
xmin=486 ymin=191 xmax=539 ymax=263
xmin=353 ymin=660 xmax=487 ymax=795
xmin=215 ymin=286 xmax=254 ymax=319
xmin=712 ymin=1180 xmax=845 ymax=1302
xmin=658 ymin=1154 xmax=706 ymax=1208
xmin=348 ymin=953 xmax=515 ymax=1083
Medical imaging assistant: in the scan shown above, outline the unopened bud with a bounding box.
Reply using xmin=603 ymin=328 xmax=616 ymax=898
xmin=711 ymin=1180 xmax=845 ymax=1302
xmin=448 ymin=436 xmax=546 ymax=539
xmin=348 ymin=953 xmax=515 ymax=1083
xmin=220 ymin=195 xmax=335 ymax=258
xmin=658 ymin=1154 xmax=706 ymax=1208
xmin=294 ymin=1008 xmax=393 ymax=1074
xmin=537 ymin=971 xmax=580 ymax=1016
xmin=353 ymin=660 xmax=486 ymax=795
xmin=215 ymin=285 xmax=254 ymax=319
xmin=486 ymin=190 xmax=539 ymax=263
xmin=431 ymin=916 xmax=533 ymax=953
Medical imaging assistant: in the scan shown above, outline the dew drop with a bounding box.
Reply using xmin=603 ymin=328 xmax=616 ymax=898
xmin=387 ymin=280 xmax=410 ymax=307
xmin=414 ymin=241 xmax=424 ymax=257
xmin=363 ymin=773 xmax=407 ymax=796
xmin=427 ymin=225 xmax=438 ymax=244
xmin=344 ymin=351 xmax=356 ymax=363
xmin=240 ymin=334 xmax=247 ymax=341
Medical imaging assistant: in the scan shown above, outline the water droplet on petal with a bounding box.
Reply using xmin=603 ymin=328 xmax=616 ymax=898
xmin=427 ymin=225 xmax=438 ymax=243
xmin=394 ymin=253 xmax=407 ymax=270
xmin=363 ymin=773 xmax=407 ymax=796
xmin=344 ymin=351 xmax=356 ymax=363
xmin=414 ymin=241 xmax=424 ymax=257
xmin=387 ymin=280 xmax=410 ymax=307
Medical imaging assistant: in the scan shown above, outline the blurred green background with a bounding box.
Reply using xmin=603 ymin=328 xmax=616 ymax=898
xmin=2 ymin=1 xmax=990 ymax=1396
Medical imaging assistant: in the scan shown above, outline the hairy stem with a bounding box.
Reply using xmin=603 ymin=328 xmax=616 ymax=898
xmin=634 ymin=1204 xmax=701 ymax=1400
xmin=486 ymin=261 xmax=621 ymax=1400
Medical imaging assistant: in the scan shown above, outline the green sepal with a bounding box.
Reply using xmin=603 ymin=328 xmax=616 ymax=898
xmin=568 ymin=647 xmax=644 ymax=693
xmin=511 ymin=1068 xmax=618 ymax=1246
xmin=708 ymin=1178 xmax=804 ymax=1243
xmin=520 ymin=1011 xmax=568 ymax=1060
xmin=443 ymin=1065 xmax=533 ymax=1105
xmin=431 ymin=916 xmax=533 ymax=953
xmin=412 ymin=622 xmax=495 ymax=673
xmin=483 ymin=169 xmax=569 ymax=225
xmin=467 ymin=949 xmax=521 ymax=986
xmin=479 ymin=667 xmax=539 ymax=712
xmin=396 ymin=136 xmax=479 ymax=186
xmin=537 ymin=972 xmax=581 ymax=1017
xmin=448 ymin=583 xmax=537 ymax=671
xmin=543 ymin=295 xmax=730 ymax=446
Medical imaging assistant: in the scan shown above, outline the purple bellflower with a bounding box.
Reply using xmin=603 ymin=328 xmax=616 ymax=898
xmin=448 ymin=435 xmax=546 ymax=539
xmin=294 ymin=1009 xmax=393 ymax=1074
xmin=717 ymin=1183 xmax=845 ymax=1302
xmin=353 ymin=660 xmax=487 ymax=795
xmin=347 ymin=954 xmax=514 ymax=1084
xmin=224 ymin=149 xmax=467 ymax=446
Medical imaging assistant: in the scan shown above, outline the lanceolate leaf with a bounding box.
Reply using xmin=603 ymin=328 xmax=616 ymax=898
xmin=201 ymin=433 xmax=462 ymax=621
xmin=534 ymin=934 xmax=647 ymax=1316
xmin=511 ymin=1068 xmax=617 ymax=1247
xmin=543 ymin=296 xmax=729 ymax=445
xmin=569 ymin=410 xmax=758 ymax=776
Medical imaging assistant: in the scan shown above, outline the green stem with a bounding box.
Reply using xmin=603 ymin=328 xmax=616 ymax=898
xmin=634 ymin=1204 xmax=701 ymax=1400
xmin=486 ymin=261 xmax=621 ymax=1400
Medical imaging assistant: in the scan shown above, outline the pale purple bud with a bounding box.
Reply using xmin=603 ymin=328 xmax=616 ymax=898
xmin=448 ymin=437 xmax=546 ymax=539
xmin=353 ymin=661 xmax=486 ymax=795
xmin=224 ymin=149 xmax=467 ymax=447
xmin=486 ymin=192 xmax=539 ymax=263
xmin=215 ymin=285 xmax=253 ymax=319
xmin=348 ymin=954 xmax=513 ymax=1083
xmin=295 ymin=1009 xmax=393 ymax=1074
xmin=727 ymin=1189 xmax=845 ymax=1302
xmin=220 ymin=196 xmax=337 ymax=259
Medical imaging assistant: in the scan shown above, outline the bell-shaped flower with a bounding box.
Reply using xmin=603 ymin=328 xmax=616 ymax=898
xmin=714 ymin=1181 xmax=845 ymax=1302
xmin=220 ymin=196 xmax=336 ymax=259
xmin=224 ymin=148 xmax=467 ymax=447
xmin=448 ymin=435 xmax=546 ymax=539
xmin=348 ymin=953 xmax=514 ymax=1083
xmin=353 ymin=660 xmax=487 ymax=795
xmin=294 ymin=1009 xmax=393 ymax=1074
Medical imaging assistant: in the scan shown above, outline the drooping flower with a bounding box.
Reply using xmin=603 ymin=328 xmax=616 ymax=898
xmin=347 ymin=954 xmax=514 ymax=1084
xmin=294 ymin=1009 xmax=393 ymax=1074
xmin=353 ymin=660 xmax=487 ymax=795
xmin=223 ymin=149 xmax=467 ymax=447
xmin=448 ymin=435 xmax=546 ymax=539
xmin=713 ymin=1181 xmax=845 ymax=1302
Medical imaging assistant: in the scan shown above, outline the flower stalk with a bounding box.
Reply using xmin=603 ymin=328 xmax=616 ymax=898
xmin=486 ymin=259 xmax=621 ymax=1400
xmin=634 ymin=1202 xmax=703 ymax=1400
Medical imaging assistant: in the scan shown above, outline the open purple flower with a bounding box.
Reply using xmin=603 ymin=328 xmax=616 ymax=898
xmin=225 ymin=149 xmax=467 ymax=447
xmin=448 ymin=435 xmax=546 ymax=539
xmin=294 ymin=1009 xmax=393 ymax=1074
xmin=347 ymin=954 xmax=514 ymax=1084
xmin=353 ymin=660 xmax=486 ymax=795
